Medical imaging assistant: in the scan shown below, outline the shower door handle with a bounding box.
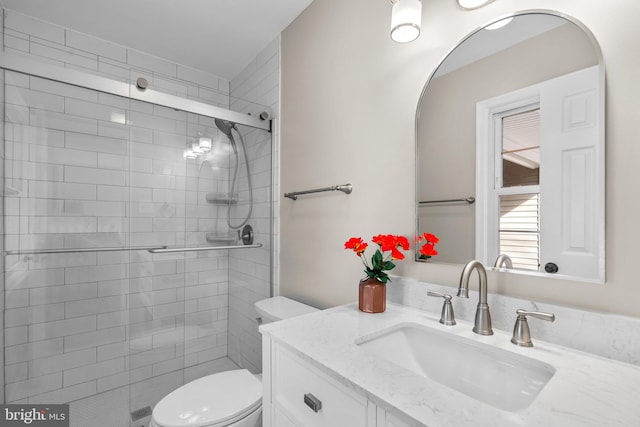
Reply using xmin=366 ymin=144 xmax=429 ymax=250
xmin=5 ymin=246 xmax=168 ymax=256
xmin=147 ymin=243 xmax=262 ymax=253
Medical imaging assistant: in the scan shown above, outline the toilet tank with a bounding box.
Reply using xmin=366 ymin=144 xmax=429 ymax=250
xmin=254 ymin=296 xmax=318 ymax=323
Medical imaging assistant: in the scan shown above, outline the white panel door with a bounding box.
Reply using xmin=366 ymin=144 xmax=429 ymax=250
xmin=539 ymin=65 xmax=604 ymax=280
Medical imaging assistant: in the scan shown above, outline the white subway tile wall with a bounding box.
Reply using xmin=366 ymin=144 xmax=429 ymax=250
xmin=228 ymin=36 xmax=280 ymax=373
xmin=3 ymin=9 xmax=229 ymax=108
xmin=0 ymin=49 xmax=5 ymax=403
xmin=2 ymin=8 xmax=278 ymax=426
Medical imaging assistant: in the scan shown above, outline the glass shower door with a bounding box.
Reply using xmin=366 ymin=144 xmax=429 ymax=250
xmin=2 ymin=68 xmax=272 ymax=427
xmin=125 ymin=99 xmax=241 ymax=422
xmin=1 ymin=71 xmax=202 ymax=426
xmin=125 ymin=98 xmax=193 ymax=419
xmin=3 ymin=70 xmax=135 ymax=424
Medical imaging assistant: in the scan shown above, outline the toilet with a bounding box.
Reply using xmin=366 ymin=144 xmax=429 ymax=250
xmin=149 ymin=296 xmax=318 ymax=427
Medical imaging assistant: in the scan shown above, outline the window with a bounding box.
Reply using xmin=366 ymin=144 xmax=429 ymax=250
xmin=497 ymin=108 xmax=540 ymax=271
xmin=476 ymin=66 xmax=603 ymax=280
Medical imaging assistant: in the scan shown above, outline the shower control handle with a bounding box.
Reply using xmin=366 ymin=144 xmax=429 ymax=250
xmin=240 ymin=224 xmax=254 ymax=245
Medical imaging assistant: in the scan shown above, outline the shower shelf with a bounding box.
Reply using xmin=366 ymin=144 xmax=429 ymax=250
xmin=206 ymin=193 xmax=238 ymax=204
xmin=205 ymin=233 xmax=237 ymax=244
xmin=147 ymin=244 xmax=262 ymax=253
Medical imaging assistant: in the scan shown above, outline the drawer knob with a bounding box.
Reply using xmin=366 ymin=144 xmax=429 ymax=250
xmin=303 ymin=393 xmax=322 ymax=413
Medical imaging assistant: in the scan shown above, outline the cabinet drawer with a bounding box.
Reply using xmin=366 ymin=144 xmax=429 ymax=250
xmin=274 ymin=346 xmax=367 ymax=427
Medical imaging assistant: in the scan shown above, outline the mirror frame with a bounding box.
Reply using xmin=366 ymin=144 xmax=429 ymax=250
xmin=414 ymin=9 xmax=605 ymax=283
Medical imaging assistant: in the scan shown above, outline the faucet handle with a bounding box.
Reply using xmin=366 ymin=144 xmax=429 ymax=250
xmin=427 ymin=290 xmax=456 ymax=326
xmin=511 ymin=309 xmax=555 ymax=347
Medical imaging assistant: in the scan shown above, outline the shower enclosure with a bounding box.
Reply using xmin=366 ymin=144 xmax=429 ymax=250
xmin=1 ymin=63 xmax=272 ymax=426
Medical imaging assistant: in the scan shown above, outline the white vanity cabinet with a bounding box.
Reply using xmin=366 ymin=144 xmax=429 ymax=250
xmin=262 ymin=337 xmax=416 ymax=427
xmin=260 ymin=303 xmax=640 ymax=427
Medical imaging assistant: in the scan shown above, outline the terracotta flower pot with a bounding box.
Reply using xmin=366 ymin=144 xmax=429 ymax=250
xmin=359 ymin=277 xmax=386 ymax=313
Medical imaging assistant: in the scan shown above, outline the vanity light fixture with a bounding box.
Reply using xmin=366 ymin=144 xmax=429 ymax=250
xmin=390 ymin=0 xmax=422 ymax=43
xmin=456 ymin=0 xmax=495 ymax=10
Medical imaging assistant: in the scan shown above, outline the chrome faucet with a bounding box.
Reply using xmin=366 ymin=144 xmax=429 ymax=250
xmin=493 ymin=254 xmax=513 ymax=269
xmin=458 ymin=260 xmax=493 ymax=335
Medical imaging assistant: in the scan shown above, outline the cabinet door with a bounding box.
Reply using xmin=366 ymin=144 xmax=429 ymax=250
xmin=273 ymin=345 xmax=368 ymax=426
xmin=539 ymin=65 xmax=603 ymax=280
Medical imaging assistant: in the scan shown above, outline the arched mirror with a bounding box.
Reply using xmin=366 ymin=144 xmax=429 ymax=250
xmin=416 ymin=11 xmax=605 ymax=283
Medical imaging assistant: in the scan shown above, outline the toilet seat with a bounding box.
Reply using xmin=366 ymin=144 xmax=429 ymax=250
xmin=151 ymin=369 xmax=262 ymax=427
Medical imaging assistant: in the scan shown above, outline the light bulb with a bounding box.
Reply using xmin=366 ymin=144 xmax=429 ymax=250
xmin=390 ymin=0 xmax=422 ymax=43
xmin=198 ymin=136 xmax=212 ymax=152
xmin=191 ymin=142 xmax=204 ymax=154
xmin=457 ymin=0 xmax=494 ymax=10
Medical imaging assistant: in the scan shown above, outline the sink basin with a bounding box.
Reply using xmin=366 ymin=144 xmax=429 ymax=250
xmin=356 ymin=323 xmax=555 ymax=411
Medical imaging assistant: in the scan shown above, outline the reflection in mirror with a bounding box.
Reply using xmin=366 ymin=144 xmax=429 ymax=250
xmin=416 ymin=11 xmax=605 ymax=283
xmin=499 ymin=108 xmax=540 ymax=271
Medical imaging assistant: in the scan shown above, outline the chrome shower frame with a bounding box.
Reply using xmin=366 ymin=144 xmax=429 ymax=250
xmin=0 ymin=52 xmax=270 ymax=132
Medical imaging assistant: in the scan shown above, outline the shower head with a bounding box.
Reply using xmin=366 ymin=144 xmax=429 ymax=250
xmin=215 ymin=118 xmax=236 ymax=139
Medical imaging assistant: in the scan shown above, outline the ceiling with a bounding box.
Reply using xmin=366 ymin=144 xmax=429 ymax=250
xmin=1 ymin=0 xmax=314 ymax=80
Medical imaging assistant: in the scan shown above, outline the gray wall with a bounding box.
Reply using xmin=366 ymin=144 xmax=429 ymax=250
xmin=279 ymin=0 xmax=640 ymax=318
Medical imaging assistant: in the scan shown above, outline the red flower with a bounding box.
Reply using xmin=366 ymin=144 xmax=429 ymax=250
xmin=396 ymin=235 xmax=410 ymax=250
xmin=372 ymin=234 xmax=394 ymax=251
xmin=419 ymin=243 xmax=439 ymax=257
xmin=417 ymin=232 xmax=440 ymax=260
xmin=391 ymin=236 xmax=410 ymax=260
xmin=344 ymin=237 xmax=368 ymax=256
xmin=345 ymin=234 xmax=411 ymax=283
xmin=371 ymin=234 xmax=410 ymax=260
xmin=390 ymin=247 xmax=405 ymax=260
xmin=423 ymin=233 xmax=440 ymax=244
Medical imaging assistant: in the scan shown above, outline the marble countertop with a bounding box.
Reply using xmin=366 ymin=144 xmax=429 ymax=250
xmin=260 ymin=302 xmax=640 ymax=427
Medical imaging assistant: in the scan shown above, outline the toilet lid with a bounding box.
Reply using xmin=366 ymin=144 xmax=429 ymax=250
xmin=255 ymin=296 xmax=318 ymax=321
xmin=153 ymin=369 xmax=262 ymax=427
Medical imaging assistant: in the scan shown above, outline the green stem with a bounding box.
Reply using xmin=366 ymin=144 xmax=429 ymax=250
xmin=360 ymin=254 xmax=371 ymax=270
